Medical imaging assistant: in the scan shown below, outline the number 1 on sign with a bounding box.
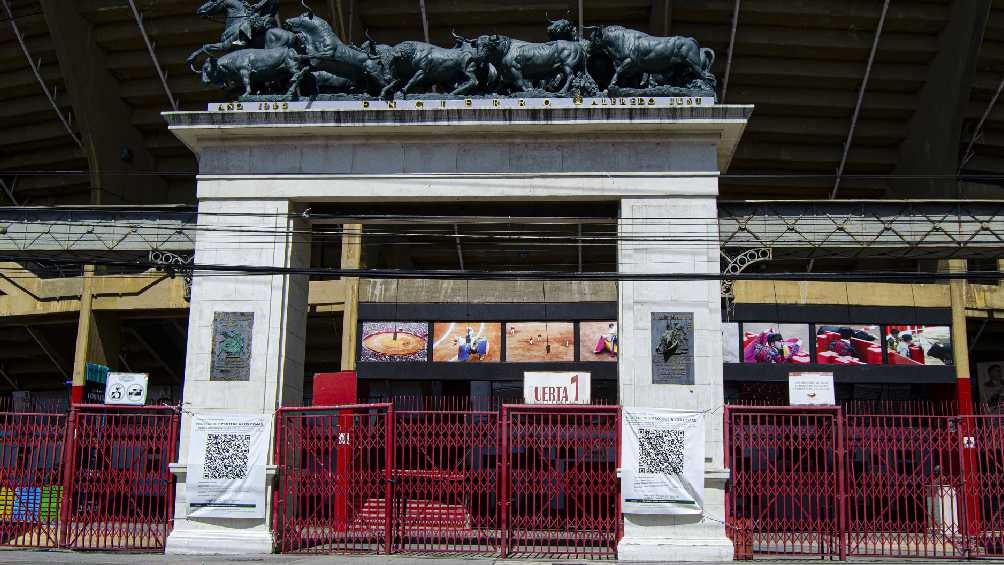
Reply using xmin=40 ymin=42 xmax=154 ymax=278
xmin=571 ymin=374 xmax=579 ymax=402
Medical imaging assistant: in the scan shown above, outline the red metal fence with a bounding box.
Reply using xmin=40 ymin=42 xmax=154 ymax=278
xmin=0 ymin=406 xmax=179 ymax=552
xmin=273 ymin=404 xmax=392 ymax=554
xmin=273 ymin=403 xmax=622 ymax=558
xmin=726 ymin=406 xmax=1004 ymax=560
xmin=502 ymin=405 xmax=621 ymax=559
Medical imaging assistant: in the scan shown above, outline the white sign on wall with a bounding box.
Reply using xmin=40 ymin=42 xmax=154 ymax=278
xmin=789 ymin=372 xmax=836 ymax=406
xmin=187 ymin=413 xmax=270 ymax=519
xmin=621 ymin=408 xmax=705 ymax=515
xmin=104 ymin=372 xmax=149 ymax=406
xmin=523 ymin=372 xmax=590 ymax=405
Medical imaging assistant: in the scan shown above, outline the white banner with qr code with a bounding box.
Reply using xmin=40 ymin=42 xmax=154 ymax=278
xmin=621 ymin=408 xmax=705 ymax=515
xmin=186 ymin=413 xmax=270 ymax=519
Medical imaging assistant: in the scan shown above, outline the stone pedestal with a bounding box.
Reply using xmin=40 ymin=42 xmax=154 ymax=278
xmin=617 ymin=195 xmax=733 ymax=561
xmin=165 ymin=198 xmax=309 ymax=555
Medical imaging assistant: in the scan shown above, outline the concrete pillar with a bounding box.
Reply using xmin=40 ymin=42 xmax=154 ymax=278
xmin=71 ymin=265 xmax=121 ymax=403
xmin=340 ymin=224 xmax=362 ymax=371
xmin=166 ymin=198 xmax=310 ymax=554
xmin=617 ymin=195 xmax=732 ymax=561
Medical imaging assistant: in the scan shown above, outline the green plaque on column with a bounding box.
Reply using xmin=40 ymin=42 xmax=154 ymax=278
xmin=210 ymin=312 xmax=254 ymax=381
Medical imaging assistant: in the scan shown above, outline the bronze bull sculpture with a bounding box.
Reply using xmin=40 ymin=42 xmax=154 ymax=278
xmin=477 ymin=34 xmax=586 ymax=94
xmin=200 ymin=47 xmax=307 ymax=97
xmin=586 ymin=25 xmax=715 ymax=90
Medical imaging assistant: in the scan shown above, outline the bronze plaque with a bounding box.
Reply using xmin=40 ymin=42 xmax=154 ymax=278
xmin=651 ymin=312 xmax=694 ymax=385
xmin=211 ymin=312 xmax=254 ymax=381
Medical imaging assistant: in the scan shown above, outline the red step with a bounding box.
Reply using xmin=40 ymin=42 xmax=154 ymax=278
xmin=351 ymin=498 xmax=470 ymax=530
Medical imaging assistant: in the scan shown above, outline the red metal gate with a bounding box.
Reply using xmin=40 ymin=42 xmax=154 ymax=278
xmin=501 ymin=405 xmax=621 ymax=559
xmin=392 ymin=408 xmax=500 ymax=553
xmin=273 ymin=403 xmax=621 ymax=558
xmin=725 ymin=406 xmax=844 ymax=559
xmin=844 ymin=413 xmax=965 ymax=558
xmin=60 ymin=405 xmax=179 ymax=551
xmin=273 ymin=404 xmax=393 ymax=554
xmin=0 ymin=412 xmax=67 ymax=548
xmin=967 ymin=414 xmax=1004 ymax=558
xmin=726 ymin=406 xmax=1004 ymax=560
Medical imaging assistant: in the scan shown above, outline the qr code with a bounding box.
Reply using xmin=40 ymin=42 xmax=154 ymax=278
xmin=203 ymin=433 xmax=251 ymax=480
xmin=638 ymin=428 xmax=685 ymax=475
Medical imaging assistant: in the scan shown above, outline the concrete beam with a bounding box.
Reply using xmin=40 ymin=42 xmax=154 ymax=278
xmin=38 ymin=0 xmax=168 ymax=204
xmin=894 ymin=0 xmax=992 ymax=198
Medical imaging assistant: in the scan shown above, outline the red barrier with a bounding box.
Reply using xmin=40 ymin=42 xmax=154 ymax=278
xmin=273 ymin=404 xmax=393 ymax=554
xmin=60 ymin=405 xmax=179 ymax=551
xmin=725 ymin=406 xmax=844 ymax=559
xmin=0 ymin=412 xmax=67 ymax=548
xmin=726 ymin=406 xmax=1004 ymax=560
xmin=501 ymin=405 xmax=621 ymax=559
xmin=273 ymin=404 xmax=621 ymax=558
xmin=392 ymin=409 xmax=500 ymax=553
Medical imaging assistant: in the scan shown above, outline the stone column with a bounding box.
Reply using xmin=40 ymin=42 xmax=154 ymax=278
xmin=617 ymin=194 xmax=733 ymax=561
xmin=166 ymin=198 xmax=310 ymax=555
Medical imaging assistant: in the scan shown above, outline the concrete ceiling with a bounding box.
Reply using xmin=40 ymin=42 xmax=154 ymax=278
xmin=1 ymin=0 xmax=1004 ymax=205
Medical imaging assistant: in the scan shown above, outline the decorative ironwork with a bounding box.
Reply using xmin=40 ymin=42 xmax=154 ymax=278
xmin=720 ymin=247 xmax=771 ymax=299
xmin=148 ymin=250 xmax=194 ymax=301
xmin=0 ymin=208 xmax=195 ymax=254
xmin=719 ymin=201 xmax=1004 ymax=259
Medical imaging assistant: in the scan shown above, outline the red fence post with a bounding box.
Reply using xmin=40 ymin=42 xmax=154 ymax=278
xmin=836 ymin=406 xmax=847 ymax=561
xmin=499 ymin=405 xmax=509 ymax=559
xmin=271 ymin=409 xmax=283 ymax=553
xmin=164 ymin=411 xmax=180 ymax=543
xmin=57 ymin=407 xmax=79 ymax=548
xmin=384 ymin=404 xmax=395 ymax=554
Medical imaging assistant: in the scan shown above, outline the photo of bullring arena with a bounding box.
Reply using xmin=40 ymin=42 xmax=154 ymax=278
xmin=0 ymin=0 xmax=1003 ymax=561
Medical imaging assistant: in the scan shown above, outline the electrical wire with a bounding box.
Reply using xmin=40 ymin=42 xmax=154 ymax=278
xmin=0 ymin=253 xmax=1000 ymax=283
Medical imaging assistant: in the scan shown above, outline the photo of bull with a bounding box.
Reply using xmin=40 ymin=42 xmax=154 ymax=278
xmin=200 ymin=47 xmax=307 ymax=97
xmin=379 ymin=41 xmax=482 ymax=99
xmin=477 ymin=34 xmax=587 ymax=94
xmin=586 ymin=25 xmax=715 ymax=91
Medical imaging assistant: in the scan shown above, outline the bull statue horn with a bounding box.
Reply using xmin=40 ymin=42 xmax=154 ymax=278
xmin=451 ymin=29 xmax=468 ymax=43
xmin=300 ymin=0 xmax=314 ymax=18
xmin=545 ymin=12 xmax=557 ymax=24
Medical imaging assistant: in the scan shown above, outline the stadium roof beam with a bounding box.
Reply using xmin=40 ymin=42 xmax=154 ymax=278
xmin=830 ymin=0 xmax=889 ymax=201
xmin=419 ymin=0 xmax=430 ymax=43
xmin=649 ymin=0 xmax=671 ymax=35
xmin=720 ymin=0 xmax=741 ymax=102
xmin=1 ymin=0 xmax=83 ymax=151
xmin=328 ymin=0 xmax=347 ymax=40
xmin=0 ymin=178 xmax=18 ymax=206
xmin=24 ymin=325 xmax=69 ymax=379
xmin=126 ymin=0 xmax=178 ymax=112
xmin=38 ymin=0 xmax=168 ymax=205
xmin=896 ymin=0 xmax=993 ymax=198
